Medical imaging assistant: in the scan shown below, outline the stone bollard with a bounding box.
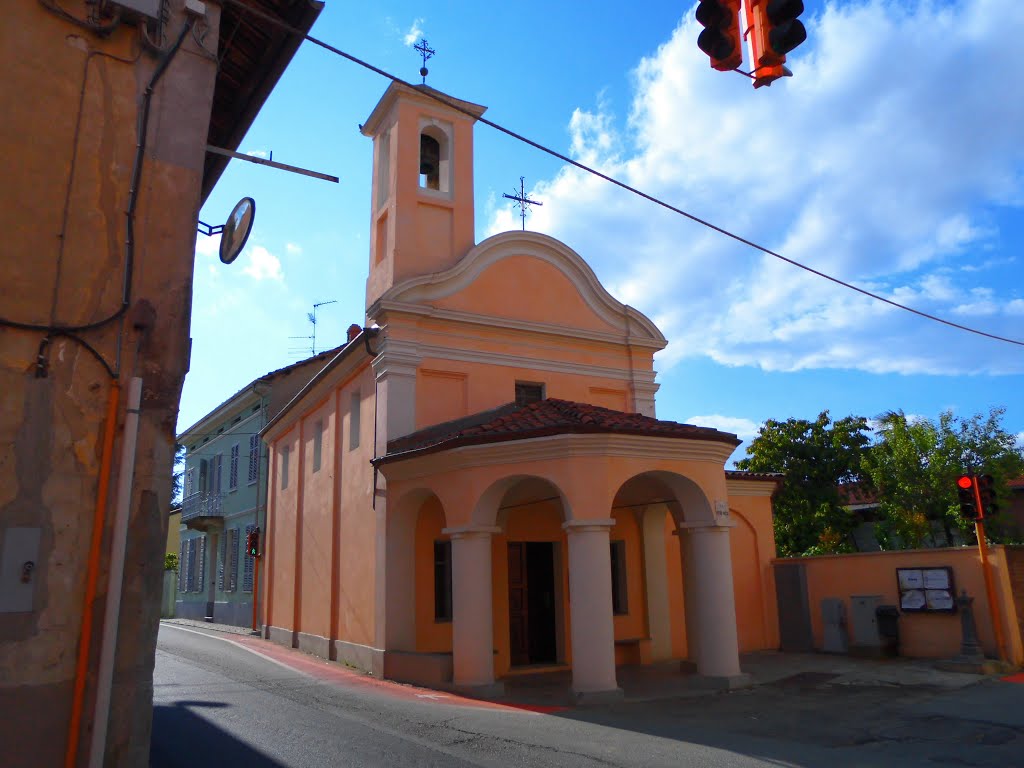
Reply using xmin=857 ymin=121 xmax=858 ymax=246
xmin=955 ymin=590 xmax=984 ymax=662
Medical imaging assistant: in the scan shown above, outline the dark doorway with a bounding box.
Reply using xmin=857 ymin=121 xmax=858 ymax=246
xmin=508 ymin=542 xmax=558 ymax=666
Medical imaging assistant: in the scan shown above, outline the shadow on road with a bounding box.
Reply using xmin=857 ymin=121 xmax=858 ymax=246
xmin=150 ymin=701 xmax=286 ymax=768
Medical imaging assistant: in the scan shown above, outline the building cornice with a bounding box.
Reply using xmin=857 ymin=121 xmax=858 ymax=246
xmin=378 ymin=432 xmax=737 ymax=483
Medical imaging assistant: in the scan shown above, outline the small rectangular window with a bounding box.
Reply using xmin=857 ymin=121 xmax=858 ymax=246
xmin=281 ymin=446 xmax=290 ymax=490
xmin=229 ymin=443 xmax=239 ymax=490
xmin=515 ymin=382 xmax=544 ymax=407
xmin=610 ymin=540 xmax=628 ymax=615
xmin=312 ymin=420 xmax=323 ymax=473
xmin=349 ymin=392 xmax=361 ymax=451
xmin=434 ymin=540 xmax=453 ymax=622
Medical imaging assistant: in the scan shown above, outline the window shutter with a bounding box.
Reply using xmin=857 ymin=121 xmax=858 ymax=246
xmin=248 ymin=434 xmax=260 ymax=483
xmin=228 ymin=528 xmax=240 ymax=592
xmin=178 ymin=542 xmax=186 ymax=592
xmin=186 ymin=538 xmax=196 ymax=592
xmin=217 ymin=534 xmax=227 ymax=591
xmin=197 ymin=536 xmax=207 ymax=593
xmin=212 ymin=454 xmax=223 ymax=493
xmin=229 ymin=444 xmax=239 ymax=489
xmin=243 ymin=524 xmax=256 ymax=592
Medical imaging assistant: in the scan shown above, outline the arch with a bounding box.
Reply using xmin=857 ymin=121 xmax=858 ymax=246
xmin=380 ymin=230 xmax=665 ymax=346
xmin=612 ymin=471 xmax=714 ymax=527
xmin=384 ymin=487 xmax=448 ymax=652
xmin=418 ymin=122 xmax=451 ymax=194
xmin=471 ymin=474 xmax=572 ymax=529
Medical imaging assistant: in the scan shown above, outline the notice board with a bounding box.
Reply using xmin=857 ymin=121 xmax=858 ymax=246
xmin=895 ymin=566 xmax=956 ymax=613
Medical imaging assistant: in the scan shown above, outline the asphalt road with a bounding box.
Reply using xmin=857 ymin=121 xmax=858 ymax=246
xmin=152 ymin=624 xmax=1024 ymax=767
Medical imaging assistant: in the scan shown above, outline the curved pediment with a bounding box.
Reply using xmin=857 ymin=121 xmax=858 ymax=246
xmin=372 ymin=231 xmax=666 ymax=347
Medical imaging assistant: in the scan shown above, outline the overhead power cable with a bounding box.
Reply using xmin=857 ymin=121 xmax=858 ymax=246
xmin=224 ymin=0 xmax=1024 ymax=349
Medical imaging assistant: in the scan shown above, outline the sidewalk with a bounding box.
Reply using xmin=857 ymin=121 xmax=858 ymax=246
xmin=159 ymin=619 xmax=998 ymax=709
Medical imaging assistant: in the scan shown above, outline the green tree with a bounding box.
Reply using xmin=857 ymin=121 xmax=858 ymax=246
xmin=170 ymin=443 xmax=185 ymax=504
xmin=864 ymin=408 xmax=1024 ymax=547
xmin=736 ymin=411 xmax=872 ymax=556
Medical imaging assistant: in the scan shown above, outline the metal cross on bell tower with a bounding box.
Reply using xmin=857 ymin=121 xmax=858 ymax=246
xmin=413 ymin=38 xmax=435 ymax=84
xmin=502 ymin=177 xmax=543 ymax=230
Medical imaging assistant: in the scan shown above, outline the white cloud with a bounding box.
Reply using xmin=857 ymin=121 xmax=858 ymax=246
xmin=285 ymin=242 xmax=302 ymax=255
xmin=685 ymin=414 xmax=760 ymax=440
xmin=242 ymin=246 xmax=284 ymax=281
xmin=489 ymin=0 xmax=1024 ymax=376
xmin=195 ymin=233 xmax=220 ymax=259
xmin=244 ymin=149 xmax=268 ymax=158
xmin=403 ymin=18 xmax=425 ymax=46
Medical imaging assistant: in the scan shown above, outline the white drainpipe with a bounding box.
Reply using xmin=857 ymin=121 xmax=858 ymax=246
xmin=89 ymin=377 xmax=143 ymax=768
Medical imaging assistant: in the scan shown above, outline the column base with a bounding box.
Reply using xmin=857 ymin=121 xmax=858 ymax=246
xmin=688 ymin=673 xmax=753 ymax=691
xmin=571 ymin=686 xmax=624 ymax=706
xmin=452 ymin=681 xmax=505 ymax=699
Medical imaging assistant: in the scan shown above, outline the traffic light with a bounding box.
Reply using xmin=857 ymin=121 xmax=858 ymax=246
xmin=977 ymin=475 xmax=997 ymax=517
xmin=956 ymin=475 xmax=977 ymax=520
xmin=246 ymin=527 xmax=260 ymax=558
xmin=696 ymin=0 xmax=743 ymax=72
xmin=751 ymin=0 xmax=807 ymax=68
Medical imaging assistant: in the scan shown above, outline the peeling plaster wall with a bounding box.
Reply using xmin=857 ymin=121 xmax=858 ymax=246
xmin=0 ymin=2 xmax=219 ymax=765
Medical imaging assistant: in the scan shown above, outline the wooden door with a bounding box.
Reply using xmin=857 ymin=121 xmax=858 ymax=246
xmin=508 ymin=543 xmax=529 ymax=666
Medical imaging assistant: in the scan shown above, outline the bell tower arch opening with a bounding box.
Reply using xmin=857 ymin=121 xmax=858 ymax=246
xmin=360 ymin=83 xmax=487 ymax=311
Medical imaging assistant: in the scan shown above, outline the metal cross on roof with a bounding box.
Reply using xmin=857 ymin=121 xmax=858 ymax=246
xmin=413 ymin=38 xmax=435 ymax=84
xmin=502 ymin=176 xmax=543 ymax=231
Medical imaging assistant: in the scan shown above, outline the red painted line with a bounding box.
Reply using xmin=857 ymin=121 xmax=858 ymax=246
xmin=227 ymin=635 xmax=570 ymax=713
xmin=1000 ymin=672 xmax=1024 ymax=684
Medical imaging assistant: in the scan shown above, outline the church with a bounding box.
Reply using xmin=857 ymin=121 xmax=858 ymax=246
xmin=259 ymin=81 xmax=781 ymax=701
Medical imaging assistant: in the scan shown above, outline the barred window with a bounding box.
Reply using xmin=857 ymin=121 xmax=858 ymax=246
xmin=281 ymin=446 xmax=290 ymax=490
xmin=185 ymin=538 xmax=197 ymax=592
xmin=217 ymin=534 xmax=227 ymax=591
xmin=248 ymin=434 xmax=260 ymax=484
xmin=229 ymin=444 xmax=239 ymax=490
xmin=312 ymin=420 xmax=323 ymax=473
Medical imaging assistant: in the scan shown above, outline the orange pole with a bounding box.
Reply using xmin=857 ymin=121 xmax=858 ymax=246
xmin=972 ymin=477 xmax=1006 ymax=661
xmin=65 ymin=381 xmax=120 ymax=768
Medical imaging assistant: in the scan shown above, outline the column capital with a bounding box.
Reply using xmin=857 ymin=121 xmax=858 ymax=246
xmin=562 ymin=518 xmax=615 ymax=533
xmin=442 ymin=525 xmax=501 ymax=540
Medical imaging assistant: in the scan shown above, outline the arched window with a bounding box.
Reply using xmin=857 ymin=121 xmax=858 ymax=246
xmin=419 ymin=133 xmax=441 ymax=190
xmin=418 ymin=123 xmax=451 ymax=194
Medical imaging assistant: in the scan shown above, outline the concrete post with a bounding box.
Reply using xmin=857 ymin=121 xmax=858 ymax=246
xmin=563 ymin=519 xmax=622 ymax=702
xmin=445 ymin=526 xmax=503 ymax=696
xmin=678 ymin=522 xmax=750 ymax=688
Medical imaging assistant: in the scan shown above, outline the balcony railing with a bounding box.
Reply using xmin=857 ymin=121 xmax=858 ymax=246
xmin=182 ymin=491 xmax=224 ymax=522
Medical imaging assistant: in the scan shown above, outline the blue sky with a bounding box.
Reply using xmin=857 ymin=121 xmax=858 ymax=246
xmin=184 ymin=0 xmax=1024 ymax=461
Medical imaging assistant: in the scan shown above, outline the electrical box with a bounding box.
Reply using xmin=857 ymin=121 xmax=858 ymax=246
xmin=821 ymin=598 xmax=848 ymax=654
xmin=0 ymin=527 xmax=42 ymax=613
xmin=108 ymin=0 xmax=163 ymax=21
xmin=849 ymin=594 xmax=883 ymax=653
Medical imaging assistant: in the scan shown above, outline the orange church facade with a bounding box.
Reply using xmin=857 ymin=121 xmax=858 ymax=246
xmin=259 ymin=81 xmax=780 ymax=700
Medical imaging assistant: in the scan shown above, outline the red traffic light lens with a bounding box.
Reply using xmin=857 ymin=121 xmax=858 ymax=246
xmin=957 ymin=475 xmax=973 ymax=489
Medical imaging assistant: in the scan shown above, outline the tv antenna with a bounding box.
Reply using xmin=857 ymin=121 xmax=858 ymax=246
xmin=502 ymin=177 xmax=543 ymax=230
xmin=289 ymin=300 xmax=338 ymax=357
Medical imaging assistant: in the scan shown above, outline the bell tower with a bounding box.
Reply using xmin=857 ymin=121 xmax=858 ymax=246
xmin=360 ymin=83 xmax=487 ymax=310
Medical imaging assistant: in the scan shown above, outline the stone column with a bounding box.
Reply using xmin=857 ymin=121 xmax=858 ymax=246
xmin=678 ymin=522 xmax=750 ymax=688
xmin=563 ymin=519 xmax=622 ymax=702
xmin=444 ymin=525 xmax=503 ymax=696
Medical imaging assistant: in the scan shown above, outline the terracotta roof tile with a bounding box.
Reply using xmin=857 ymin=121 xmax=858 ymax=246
xmin=381 ymin=399 xmax=741 ymax=463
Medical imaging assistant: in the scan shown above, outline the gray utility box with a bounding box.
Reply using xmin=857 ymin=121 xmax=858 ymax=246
xmin=850 ymin=594 xmax=883 ymax=656
xmin=821 ymin=598 xmax=849 ymax=653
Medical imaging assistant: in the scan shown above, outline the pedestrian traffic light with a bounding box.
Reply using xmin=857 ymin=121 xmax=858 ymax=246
xmin=247 ymin=527 xmax=260 ymax=558
xmin=977 ymin=474 xmax=997 ymax=517
xmin=696 ymin=0 xmax=743 ymax=71
xmin=751 ymin=0 xmax=807 ymax=68
xmin=956 ymin=475 xmax=977 ymax=520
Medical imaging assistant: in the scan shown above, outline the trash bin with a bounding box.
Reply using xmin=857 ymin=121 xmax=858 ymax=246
xmin=875 ymin=605 xmax=900 ymax=657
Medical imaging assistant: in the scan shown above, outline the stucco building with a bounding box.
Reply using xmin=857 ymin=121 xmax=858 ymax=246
xmin=0 ymin=1 xmax=320 ymax=765
xmin=259 ymin=82 xmax=781 ymax=701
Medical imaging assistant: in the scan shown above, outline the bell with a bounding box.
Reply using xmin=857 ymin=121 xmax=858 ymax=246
xmin=419 ymin=134 xmax=440 ymax=177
